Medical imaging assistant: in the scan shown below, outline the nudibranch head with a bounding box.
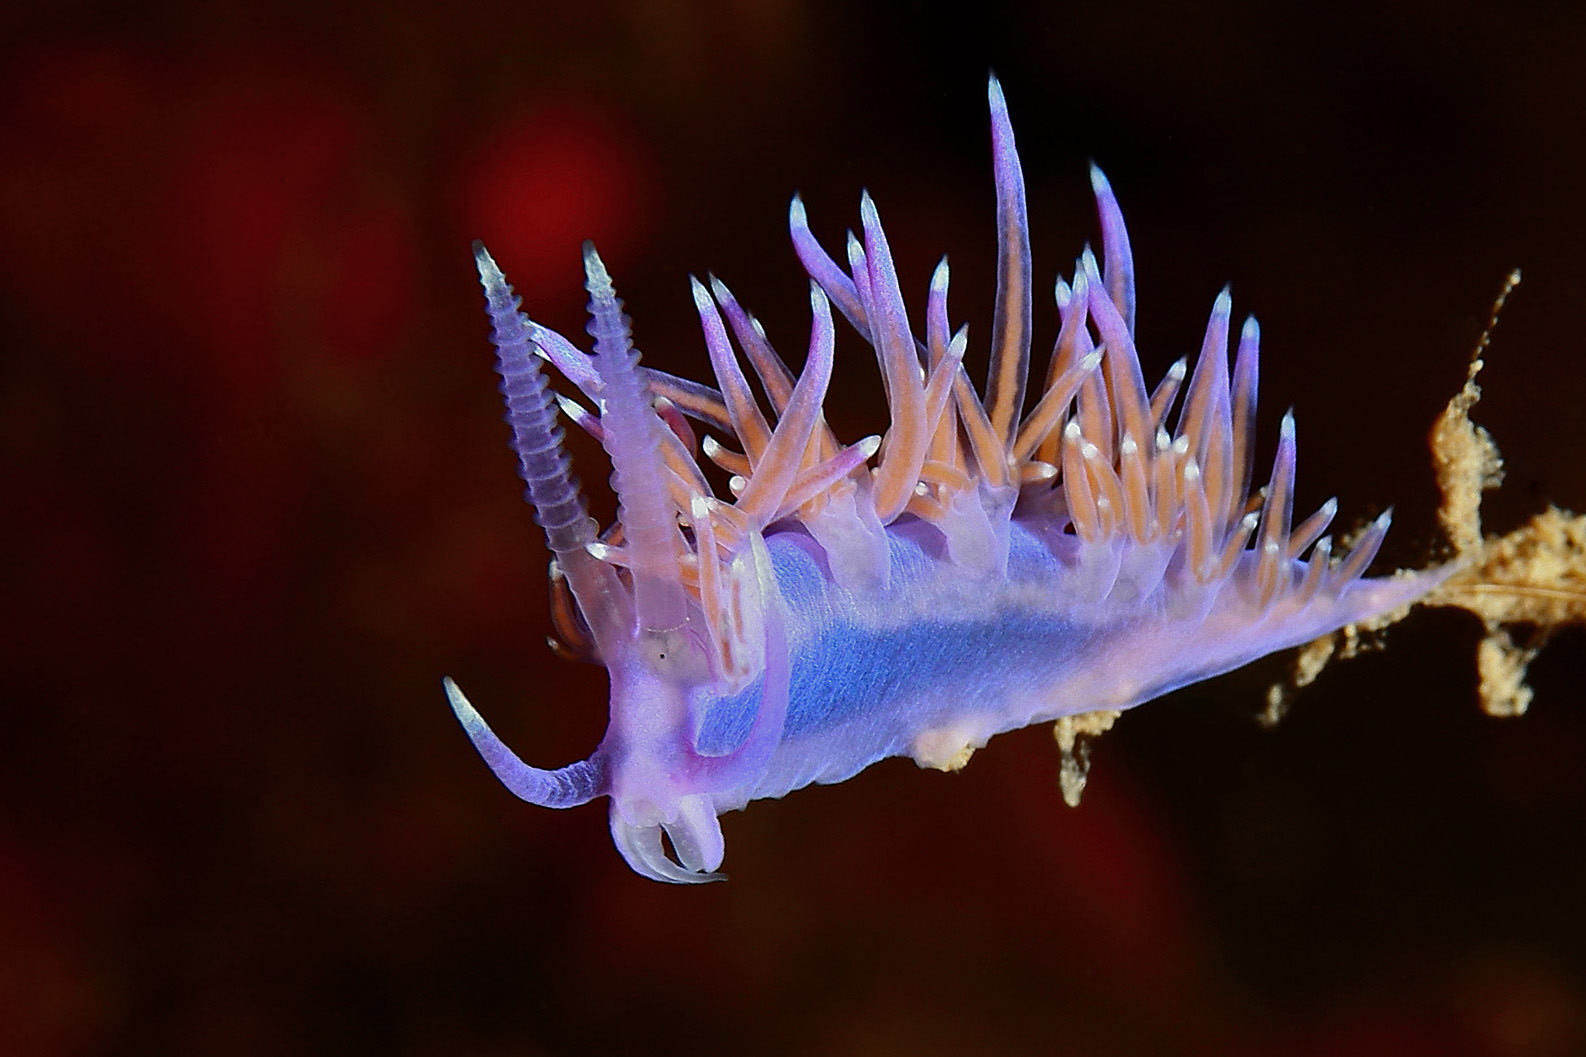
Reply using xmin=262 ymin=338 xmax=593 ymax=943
xmin=445 ymin=77 xmax=1450 ymax=882
xmin=455 ymin=240 xmax=804 ymax=881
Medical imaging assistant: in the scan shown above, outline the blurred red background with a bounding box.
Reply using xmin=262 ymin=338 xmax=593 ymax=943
xmin=1 ymin=1 xmax=1584 ymax=1055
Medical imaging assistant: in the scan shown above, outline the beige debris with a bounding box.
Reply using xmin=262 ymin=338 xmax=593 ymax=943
xmin=1053 ymin=709 xmax=1122 ymax=806
xmin=1270 ymin=270 xmax=1586 ymax=719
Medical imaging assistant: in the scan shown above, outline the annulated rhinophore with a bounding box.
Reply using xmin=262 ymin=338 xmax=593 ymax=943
xmin=446 ymin=79 xmax=1449 ymax=882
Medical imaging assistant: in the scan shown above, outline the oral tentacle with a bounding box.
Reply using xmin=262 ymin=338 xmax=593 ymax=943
xmin=443 ymin=678 xmax=607 ymax=808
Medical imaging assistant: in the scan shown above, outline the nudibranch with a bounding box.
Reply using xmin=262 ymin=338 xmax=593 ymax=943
xmin=446 ymin=79 xmax=1449 ymax=882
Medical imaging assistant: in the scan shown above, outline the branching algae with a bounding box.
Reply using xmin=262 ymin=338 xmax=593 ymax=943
xmin=1269 ymin=271 xmax=1586 ymax=721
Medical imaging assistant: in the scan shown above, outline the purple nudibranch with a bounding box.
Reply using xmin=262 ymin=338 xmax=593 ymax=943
xmin=447 ymin=78 xmax=1449 ymax=882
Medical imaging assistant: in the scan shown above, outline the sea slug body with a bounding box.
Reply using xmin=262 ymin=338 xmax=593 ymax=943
xmin=446 ymin=78 xmax=1450 ymax=883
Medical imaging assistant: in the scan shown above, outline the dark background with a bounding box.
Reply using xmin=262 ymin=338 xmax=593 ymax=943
xmin=3 ymin=1 xmax=1585 ymax=1054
